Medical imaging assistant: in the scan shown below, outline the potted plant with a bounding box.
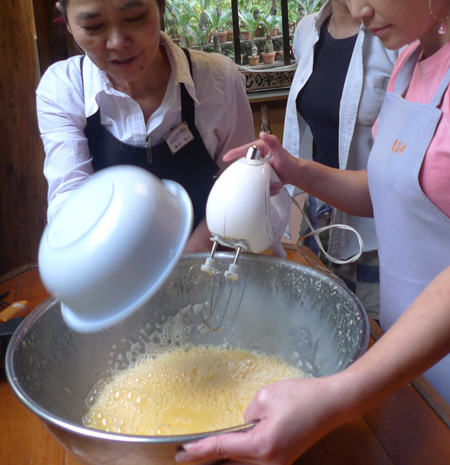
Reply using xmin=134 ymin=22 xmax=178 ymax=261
xmin=239 ymin=10 xmax=264 ymax=41
xmin=288 ymin=0 xmax=301 ymax=32
xmin=194 ymin=0 xmax=213 ymax=43
xmin=212 ymin=34 xmax=223 ymax=53
xmin=252 ymin=9 xmax=265 ymax=37
xmin=299 ymin=0 xmax=327 ymax=16
xmin=205 ymin=6 xmax=232 ymax=44
xmin=188 ymin=23 xmax=210 ymax=50
xmin=261 ymin=14 xmax=280 ymax=37
xmin=198 ymin=8 xmax=212 ymax=43
xmin=164 ymin=0 xmax=196 ymax=46
xmin=226 ymin=20 xmax=234 ymax=41
xmin=261 ymin=35 xmax=276 ymax=64
xmin=248 ymin=40 xmax=260 ymax=66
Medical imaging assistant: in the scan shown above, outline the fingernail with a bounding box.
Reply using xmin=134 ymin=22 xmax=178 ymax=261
xmin=182 ymin=442 xmax=198 ymax=452
xmin=175 ymin=450 xmax=195 ymax=463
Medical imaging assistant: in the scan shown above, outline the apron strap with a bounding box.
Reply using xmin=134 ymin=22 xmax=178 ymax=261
xmin=80 ymin=56 xmax=85 ymax=78
xmin=80 ymin=55 xmax=86 ymax=104
xmin=393 ymin=42 xmax=450 ymax=109
xmin=180 ymin=48 xmax=195 ymax=128
xmin=393 ymin=44 xmax=422 ymax=97
xmin=430 ymin=65 xmax=450 ymax=107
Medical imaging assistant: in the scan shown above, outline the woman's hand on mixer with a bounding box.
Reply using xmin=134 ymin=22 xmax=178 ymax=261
xmin=223 ymin=133 xmax=373 ymax=218
xmin=175 ymin=376 xmax=353 ymax=465
xmin=222 ymin=133 xmax=300 ymax=187
xmin=257 ymin=132 xmax=301 ymax=186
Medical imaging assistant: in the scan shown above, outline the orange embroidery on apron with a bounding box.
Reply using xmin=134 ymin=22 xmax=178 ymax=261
xmin=391 ymin=139 xmax=407 ymax=154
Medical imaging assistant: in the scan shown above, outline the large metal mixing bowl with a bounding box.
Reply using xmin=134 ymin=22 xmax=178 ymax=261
xmin=6 ymin=253 xmax=369 ymax=465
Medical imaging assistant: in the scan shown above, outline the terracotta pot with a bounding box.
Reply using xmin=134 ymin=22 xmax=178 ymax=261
xmin=227 ymin=30 xmax=234 ymax=42
xmin=270 ymin=27 xmax=279 ymax=37
xmin=248 ymin=55 xmax=260 ymax=66
xmin=261 ymin=52 xmax=276 ymax=64
xmin=254 ymin=26 xmax=265 ymax=37
xmin=241 ymin=31 xmax=251 ymax=41
xmin=217 ymin=31 xmax=228 ymax=43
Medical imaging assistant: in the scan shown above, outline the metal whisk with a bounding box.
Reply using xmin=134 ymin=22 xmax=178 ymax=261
xmin=181 ymin=242 xmax=246 ymax=332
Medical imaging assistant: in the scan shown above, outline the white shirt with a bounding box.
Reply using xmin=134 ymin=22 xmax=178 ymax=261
xmin=283 ymin=2 xmax=401 ymax=259
xmin=36 ymin=32 xmax=254 ymax=220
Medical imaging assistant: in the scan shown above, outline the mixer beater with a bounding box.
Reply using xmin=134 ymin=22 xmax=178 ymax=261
xmin=181 ymin=242 xmax=246 ymax=332
xmin=181 ymin=145 xmax=291 ymax=332
xmin=180 ymin=144 xmax=365 ymax=332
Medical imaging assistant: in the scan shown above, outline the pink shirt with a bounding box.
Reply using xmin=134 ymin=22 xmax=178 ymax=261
xmin=375 ymin=41 xmax=450 ymax=218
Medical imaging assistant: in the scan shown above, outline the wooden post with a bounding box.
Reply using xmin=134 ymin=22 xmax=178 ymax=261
xmin=261 ymin=103 xmax=272 ymax=134
xmin=0 ymin=0 xmax=47 ymax=275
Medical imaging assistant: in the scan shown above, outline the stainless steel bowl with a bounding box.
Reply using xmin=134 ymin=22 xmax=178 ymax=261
xmin=6 ymin=253 xmax=369 ymax=465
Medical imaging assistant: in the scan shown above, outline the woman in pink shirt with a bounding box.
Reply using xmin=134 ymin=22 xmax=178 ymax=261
xmin=175 ymin=1 xmax=450 ymax=464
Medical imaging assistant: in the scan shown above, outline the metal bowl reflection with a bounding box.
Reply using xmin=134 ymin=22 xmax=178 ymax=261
xmin=6 ymin=253 xmax=369 ymax=465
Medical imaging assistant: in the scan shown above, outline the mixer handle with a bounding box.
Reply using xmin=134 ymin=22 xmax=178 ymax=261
xmin=246 ymin=145 xmax=261 ymax=160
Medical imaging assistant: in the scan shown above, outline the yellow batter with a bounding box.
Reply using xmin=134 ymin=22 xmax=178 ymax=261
xmin=83 ymin=345 xmax=306 ymax=435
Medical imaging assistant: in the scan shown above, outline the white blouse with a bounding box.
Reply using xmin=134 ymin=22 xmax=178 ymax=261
xmin=36 ymin=32 xmax=254 ymax=220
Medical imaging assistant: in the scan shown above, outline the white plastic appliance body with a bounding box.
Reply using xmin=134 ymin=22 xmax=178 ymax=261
xmin=206 ymin=147 xmax=291 ymax=257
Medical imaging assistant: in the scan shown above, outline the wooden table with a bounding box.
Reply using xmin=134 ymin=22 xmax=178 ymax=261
xmin=2 ymin=256 xmax=450 ymax=465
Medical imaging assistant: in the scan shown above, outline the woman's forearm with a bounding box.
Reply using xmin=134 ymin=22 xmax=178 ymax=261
xmin=292 ymin=158 xmax=373 ymax=217
xmin=335 ymin=266 xmax=450 ymax=422
xmin=254 ymin=133 xmax=374 ymax=218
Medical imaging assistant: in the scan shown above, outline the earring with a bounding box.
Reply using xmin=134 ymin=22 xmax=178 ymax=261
xmin=429 ymin=0 xmax=450 ymax=35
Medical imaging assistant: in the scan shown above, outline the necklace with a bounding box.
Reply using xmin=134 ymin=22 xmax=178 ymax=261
xmin=327 ymin=14 xmax=362 ymax=36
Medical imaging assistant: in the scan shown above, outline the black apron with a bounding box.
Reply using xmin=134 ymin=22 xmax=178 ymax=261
xmin=82 ymin=49 xmax=219 ymax=230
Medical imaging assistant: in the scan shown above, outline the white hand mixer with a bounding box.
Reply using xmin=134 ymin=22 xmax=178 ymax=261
xmin=181 ymin=145 xmax=292 ymax=332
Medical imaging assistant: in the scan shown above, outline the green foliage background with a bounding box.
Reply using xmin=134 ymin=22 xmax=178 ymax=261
xmin=165 ymin=0 xmax=327 ymax=48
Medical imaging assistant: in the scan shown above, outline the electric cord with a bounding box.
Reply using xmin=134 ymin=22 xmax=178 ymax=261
xmin=262 ymin=150 xmax=364 ymax=270
xmin=291 ymin=195 xmax=364 ymax=266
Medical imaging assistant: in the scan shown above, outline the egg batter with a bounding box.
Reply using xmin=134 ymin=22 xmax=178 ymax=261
xmin=83 ymin=345 xmax=307 ymax=435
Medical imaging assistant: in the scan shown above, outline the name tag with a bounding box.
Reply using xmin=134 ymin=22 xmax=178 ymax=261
xmin=164 ymin=122 xmax=194 ymax=155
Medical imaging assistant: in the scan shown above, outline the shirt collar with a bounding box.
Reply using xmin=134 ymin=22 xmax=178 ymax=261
xmin=160 ymin=32 xmax=197 ymax=101
xmin=82 ymin=56 xmax=116 ymax=117
xmin=314 ymin=1 xmax=333 ymax=32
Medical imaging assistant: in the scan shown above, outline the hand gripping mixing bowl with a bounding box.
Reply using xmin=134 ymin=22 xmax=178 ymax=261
xmin=182 ymin=145 xmax=292 ymax=332
xmin=6 ymin=253 xmax=370 ymax=465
